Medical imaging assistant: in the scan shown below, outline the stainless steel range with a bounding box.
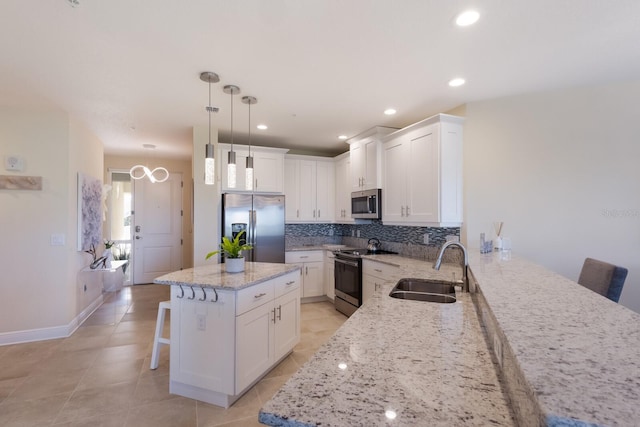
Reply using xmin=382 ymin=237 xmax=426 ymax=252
xmin=334 ymin=248 xmax=397 ymax=316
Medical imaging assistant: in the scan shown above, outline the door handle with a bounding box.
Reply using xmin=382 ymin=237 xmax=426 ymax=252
xmin=135 ymin=235 xmax=142 ymax=240
xmin=135 ymin=225 xmax=141 ymax=232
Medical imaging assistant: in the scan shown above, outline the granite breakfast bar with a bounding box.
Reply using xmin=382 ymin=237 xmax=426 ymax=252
xmin=260 ymin=252 xmax=640 ymax=426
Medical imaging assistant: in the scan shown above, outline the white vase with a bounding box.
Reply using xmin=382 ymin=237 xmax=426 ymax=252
xmin=102 ymin=249 xmax=113 ymax=268
xmin=225 ymin=257 xmax=245 ymax=273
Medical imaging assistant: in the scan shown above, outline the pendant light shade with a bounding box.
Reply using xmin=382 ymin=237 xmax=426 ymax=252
xmin=223 ymin=85 xmax=240 ymax=189
xmin=200 ymin=71 xmax=220 ymax=186
xmin=130 ymin=144 xmax=169 ymax=183
xmin=241 ymin=96 xmax=257 ymax=191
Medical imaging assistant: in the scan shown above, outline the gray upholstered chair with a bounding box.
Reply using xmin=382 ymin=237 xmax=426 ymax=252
xmin=577 ymin=258 xmax=628 ymax=302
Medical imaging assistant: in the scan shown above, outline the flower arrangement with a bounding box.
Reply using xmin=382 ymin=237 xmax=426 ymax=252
xmin=104 ymin=239 xmax=115 ymax=249
xmin=206 ymin=230 xmax=253 ymax=260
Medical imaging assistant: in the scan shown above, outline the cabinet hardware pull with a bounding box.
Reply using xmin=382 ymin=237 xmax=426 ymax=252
xmin=297 ymin=209 xmax=299 ymax=218
xmin=187 ymin=286 xmax=196 ymax=300
xmin=300 ymin=255 xmax=308 ymax=258
xmin=305 ymin=266 xmax=308 ymax=275
xmin=286 ymin=281 xmax=295 ymax=286
xmin=375 ymin=269 xmax=382 ymax=273
xmin=277 ymin=305 xmax=282 ymax=321
xmin=401 ymin=206 xmax=405 ymax=217
xmin=199 ymin=286 xmax=207 ymax=301
xmin=406 ymin=205 xmax=410 ymax=216
xmin=177 ymin=284 xmax=184 ymax=299
xmin=255 ymin=179 xmax=258 ymax=189
xmin=254 ymin=292 xmax=267 ymax=299
xmin=318 ymin=209 xmax=320 ymax=217
xmin=210 ymin=288 xmax=218 ymax=302
xmin=272 ymin=308 xmax=276 ymax=323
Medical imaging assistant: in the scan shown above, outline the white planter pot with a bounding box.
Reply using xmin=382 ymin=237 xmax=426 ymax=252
xmin=225 ymin=257 xmax=245 ymax=273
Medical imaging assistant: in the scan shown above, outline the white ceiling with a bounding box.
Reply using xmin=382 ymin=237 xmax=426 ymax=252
xmin=2 ymin=1 xmax=639 ymax=159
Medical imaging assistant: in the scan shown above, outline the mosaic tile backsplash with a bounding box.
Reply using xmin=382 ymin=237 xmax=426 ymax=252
xmin=285 ymin=221 xmax=461 ymax=261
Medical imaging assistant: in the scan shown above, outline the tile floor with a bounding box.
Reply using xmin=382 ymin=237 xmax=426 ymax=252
xmin=0 ymin=285 xmax=347 ymax=426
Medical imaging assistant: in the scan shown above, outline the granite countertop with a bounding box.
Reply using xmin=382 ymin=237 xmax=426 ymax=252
xmin=153 ymin=262 xmax=300 ymax=291
xmin=469 ymin=251 xmax=640 ymax=426
xmin=259 ymin=257 xmax=515 ymax=426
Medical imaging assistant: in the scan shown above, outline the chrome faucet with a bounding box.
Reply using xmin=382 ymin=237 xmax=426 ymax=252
xmin=433 ymin=241 xmax=469 ymax=292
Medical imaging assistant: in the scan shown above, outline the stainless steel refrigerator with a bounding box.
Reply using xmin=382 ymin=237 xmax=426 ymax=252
xmin=221 ymin=193 xmax=285 ymax=263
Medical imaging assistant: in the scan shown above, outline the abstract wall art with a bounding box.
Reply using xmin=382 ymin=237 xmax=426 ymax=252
xmin=77 ymin=172 xmax=103 ymax=251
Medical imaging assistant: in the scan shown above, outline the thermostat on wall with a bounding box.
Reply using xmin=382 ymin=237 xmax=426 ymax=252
xmin=5 ymin=155 xmax=24 ymax=171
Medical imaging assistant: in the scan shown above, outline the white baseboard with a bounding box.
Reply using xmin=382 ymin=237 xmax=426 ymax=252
xmin=0 ymin=294 xmax=104 ymax=346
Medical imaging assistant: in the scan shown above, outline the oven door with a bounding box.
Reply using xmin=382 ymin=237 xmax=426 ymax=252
xmin=334 ymin=257 xmax=361 ymax=307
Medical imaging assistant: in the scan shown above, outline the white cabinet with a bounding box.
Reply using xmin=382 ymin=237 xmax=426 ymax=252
xmin=284 ymin=156 xmax=335 ymax=223
xmin=324 ymin=250 xmax=336 ymax=300
xmin=348 ymin=126 xmax=397 ymax=191
xmin=286 ymin=251 xmax=324 ymax=298
xmin=362 ymin=259 xmax=399 ymax=305
xmin=333 ymin=153 xmax=353 ymax=223
xmin=219 ymin=144 xmax=287 ymax=193
xmin=169 ymin=270 xmax=300 ymax=407
xmin=382 ymin=114 xmax=463 ymax=226
xmin=236 ymin=275 xmax=300 ymax=391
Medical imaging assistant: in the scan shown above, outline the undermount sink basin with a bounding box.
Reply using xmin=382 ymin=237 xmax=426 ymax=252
xmin=389 ymin=278 xmax=457 ymax=303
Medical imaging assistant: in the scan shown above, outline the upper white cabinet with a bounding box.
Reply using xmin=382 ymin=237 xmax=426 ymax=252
xmin=347 ymin=127 xmax=397 ymax=191
xmin=219 ymin=144 xmax=288 ymax=193
xmin=284 ymin=155 xmax=335 ymax=223
xmin=382 ymin=114 xmax=463 ymax=226
xmin=333 ymin=152 xmax=353 ymax=223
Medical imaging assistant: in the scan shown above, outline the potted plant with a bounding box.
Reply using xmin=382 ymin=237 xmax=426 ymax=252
xmin=206 ymin=230 xmax=253 ymax=273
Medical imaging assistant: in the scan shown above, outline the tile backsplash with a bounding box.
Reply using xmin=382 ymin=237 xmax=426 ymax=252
xmin=285 ymin=221 xmax=461 ymax=261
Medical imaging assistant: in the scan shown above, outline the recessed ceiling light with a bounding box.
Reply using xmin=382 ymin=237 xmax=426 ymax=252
xmin=384 ymin=108 xmax=397 ymax=115
xmin=385 ymin=410 xmax=397 ymax=420
xmin=256 ymin=124 xmax=268 ymax=130
xmin=455 ymin=10 xmax=480 ymax=27
xmin=448 ymin=78 xmax=466 ymax=87
xmin=338 ymin=135 xmax=348 ymax=140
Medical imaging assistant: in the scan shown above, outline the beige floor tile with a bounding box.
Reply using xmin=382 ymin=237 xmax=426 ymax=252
xmin=33 ymin=348 xmax=100 ymax=375
xmin=0 ymin=392 xmax=70 ymax=427
xmin=95 ymin=342 xmax=149 ymax=364
xmin=0 ymin=376 xmax=26 ymax=403
xmin=197 ymin=397 xmax=262 ymax=427
xmin=131 ymin=373 xmax=175 ymax=406
xmin=73 ymin=324 xmax=117 ymax=337
xmin=57 ymin=334 xmax=111 ymax=353
xmin=52 ymin=411 xmax=128 ymax=427
xmin=214 ymin=416 xmax=263 ymax=427
xmin=6 ymin=368 xmax=85 ymax=402
xmin=253 ymin=375 xmax=291 ymax=405
xmin=125 ymin=396 xmax=196 ymax=427
xmin=55 ymin=381 xmax=137 ymax=424
xmin=263 ymin=354 xmax=300 ymax=379
xmin=106 ymin=330 xmax=154 ymax=348
xmin=77 ymin=359 xmax=144 ymax=390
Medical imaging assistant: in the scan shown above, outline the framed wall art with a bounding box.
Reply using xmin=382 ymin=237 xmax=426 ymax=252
xmin=77 ymin=172 xmax=102 ymax=251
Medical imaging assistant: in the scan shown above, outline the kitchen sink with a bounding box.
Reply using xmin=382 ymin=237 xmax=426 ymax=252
xmin=389 ymin=278 xmax=457 ymax=303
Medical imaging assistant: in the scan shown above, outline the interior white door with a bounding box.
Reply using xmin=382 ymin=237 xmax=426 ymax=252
xmin=133 ymin=172 xmax=182 ymax=284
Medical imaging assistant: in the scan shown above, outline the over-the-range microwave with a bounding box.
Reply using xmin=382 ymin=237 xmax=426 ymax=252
xmin=351 ymin=188 xmax=382 ymax=219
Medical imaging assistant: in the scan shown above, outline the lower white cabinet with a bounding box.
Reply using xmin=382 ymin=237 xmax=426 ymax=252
xmin=169 ymin=270 xmax=300 ymax=407
xmin=324 ymin=250 xmax=336 ymax=300
xmin=236 ymin=281 xmax=300 ymax=392
xmin=286 ymin=251 xmax=324 ymax=298
xmin=362 ymin=259 xmax=399 ymax=305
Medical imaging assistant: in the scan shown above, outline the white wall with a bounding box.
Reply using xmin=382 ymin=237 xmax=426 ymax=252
xmin=0 ymin=108 xmax=104 ymax=340
xmin=462 ymin=79 xmax=640 ymax=312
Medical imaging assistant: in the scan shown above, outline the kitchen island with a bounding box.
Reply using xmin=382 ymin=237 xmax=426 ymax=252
xmin=260 ymin=252 xmax=640 ymax=426
xmin=154 ymin=262 xmax=301 ymax=408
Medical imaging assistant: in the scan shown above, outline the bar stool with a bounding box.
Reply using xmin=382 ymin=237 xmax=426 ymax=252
xmin=150 ymin=300 xmax=171 ymax=369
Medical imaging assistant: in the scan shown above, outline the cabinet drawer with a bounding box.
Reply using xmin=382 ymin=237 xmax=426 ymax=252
xmin=274 ymin=271 xmax=301 ymax=299
xmin=362 ymin=259 xmax=399 ymax=280
xmin=237 ymin=281 xmax=275 ymax=316
xmin=285 ymin=250 xmax=324 ymax=263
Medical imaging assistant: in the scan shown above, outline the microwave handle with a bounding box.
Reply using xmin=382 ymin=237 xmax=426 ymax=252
xmin=368 ymin=195 xmax=375 ymax=213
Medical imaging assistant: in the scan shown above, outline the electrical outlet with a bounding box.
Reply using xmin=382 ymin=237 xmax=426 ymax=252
xmin=423 ymin=234 xmax=429 ymax=244
xmin=357 ymin=230 xmax=361 ymax=237
xmin=351 ymin=230 xmax=355 ymax=237
xmin=51 ymin=233 xmax=65 ymax=246
xmin=197 ymin=314 xmax=206 ymax=331
xmin=329 ymin=228 xmax=334 ymax=236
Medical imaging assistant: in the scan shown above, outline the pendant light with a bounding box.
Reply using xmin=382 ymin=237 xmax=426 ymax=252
xmin=223 ymin=85 xmax=240 ymax=189
xmin=200 ymin=71 xmax=220 ymax=185
xmin=129 ymin=144 xmax=169 ymax=183
xmin=241 ymin=96 xmax=257 ymax=191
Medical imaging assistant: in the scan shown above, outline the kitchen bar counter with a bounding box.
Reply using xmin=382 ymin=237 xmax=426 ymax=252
xmin=260 ymin=257 xmax=515 ymax=426
xmin=153 ymin=261 xmax=300 ymax=291
xmin=469 ymin=251 xmax=640 ymax=426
